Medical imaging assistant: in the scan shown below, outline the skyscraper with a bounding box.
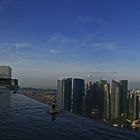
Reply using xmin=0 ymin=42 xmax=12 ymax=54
xmin=56 ymin=80 xmax=63 ymax=109
xmin=104 ymin=83 xmax=111 ymax=119
xmin=98 ymin=80 xmax=107 ymax=117
xmin=110 ymin=80 xmax=120 ymax=119
xmin=63 ymin=78 xmax=72 ymax=111
xmin=135 ymin=95 xmax=140 ymax=119
xmin=82 ymin=93 xmax=91 ymax=117
xmin=120 ymin=80 xmax=128 ymax=116
xmin=92 ymin=82 xmax=99 ymax=109
xmin=72 ymin=78 xmax=84 ymax=115
xmin=56 ymin=78 xmax=72 ymax=111
xmin=133 ymin=91 xmax=140 ymax=120
xmin=127 ymin=91 xmax=134 ymax=120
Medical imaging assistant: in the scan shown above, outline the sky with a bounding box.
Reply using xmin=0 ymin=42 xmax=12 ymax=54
xmin=0 ymin=0 xmax=140 ymax=88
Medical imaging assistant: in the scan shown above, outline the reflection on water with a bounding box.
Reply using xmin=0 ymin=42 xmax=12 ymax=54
xmin=51 ymin=114 xmax=56 ymax=122
xmin=133 ymin=127 xmax=140 ymax=131
xmin=0 ymin=93 xmax=140 ymax=140
xmin=0 ymin=93 xmax=11 ymax=107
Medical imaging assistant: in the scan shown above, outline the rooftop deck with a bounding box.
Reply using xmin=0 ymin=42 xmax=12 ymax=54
xmin=0 ymin=93 xmax=140 ymax=140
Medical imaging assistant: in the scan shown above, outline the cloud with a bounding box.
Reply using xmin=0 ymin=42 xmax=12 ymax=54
xmin=78 ymin=16 xmax=107 ymax=26
xmin=49 ymin=49 xmax=61 ymax=54
xmin=0 ymin=34 xmax=117 ymax=68
xmin=0 ymin=34 xmax=120 ymax=88
xmin=46 ymin=33 xmax=116 ymax=52
xmin=4 ymin=42 xmax=31 ymax=49
xmin=47 ymin=33 xmax=79 ymax=47
xmin=90 ymin=43 xmax=116 ymax=51
xmin=0 ymin=42 xmax=32 ymax=54
xmin=0 ymin=42 xmax=32 ymax=53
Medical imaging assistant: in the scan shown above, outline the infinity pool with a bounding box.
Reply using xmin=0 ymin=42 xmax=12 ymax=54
xmin=0 ymin=93 xmax=140 ymax=140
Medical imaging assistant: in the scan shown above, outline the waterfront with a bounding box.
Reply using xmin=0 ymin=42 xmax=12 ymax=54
xmin=0 ymin=93 xmax=140 ymax=140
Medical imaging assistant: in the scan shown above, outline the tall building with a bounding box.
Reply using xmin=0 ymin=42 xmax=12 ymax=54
xmin=0 ymin=66 xmax=12 ymax=79
xmin=72 ymin=78 xmax=84 ymax=115
xmin=133 ymin=91 xmax=140 ymax=119
xmin=0 ymin=66 xmax=19 ymax=93
xmin=110 ymin=80 xmax=120 ymax=119
xmin=0 ymin=66 xmax=12 ymax=93
xmin=92 ymin=82 xmax=99 ymax=109
xmin=63 ymin=78 xmax=72 ymax=111
xmin=98 ymin=80 xmax=107 ymax=117
xmin=56 ymin=78 xmax=72 ymax=111
xmin=120 ymin=80 xmax=128 ymax=116
xmin=135 ymin=95 xmax=140 ymax=119
xmin=82 ymin=93 xmax=91 ymax=117
xmin=104 ymin=83 xmax=111 ymax=119
xmin=83 ymin=81 xmax=101 ymax=118
xmin=127 ymin=91 xmax=134 ymax=120
xmin=56 ymin=80 xmax=63 ymax=109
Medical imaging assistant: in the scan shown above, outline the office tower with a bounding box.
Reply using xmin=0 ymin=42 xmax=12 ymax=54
xmin=56 ymin=80 xmax=64 ymax=109
xmin=133 ymin=91 xmax=140 ymax=119
xmin=83 ymin=82 xmax=90 ymax=117
xmin=88 ymin=82 xmax=93 ymax=106
xmin=110 ymin=80 xmax=120 ymax=119
xmin=104 ymin=83 xmax=111 ymax=119
xmin=56 ymin=78 xmax=72 ymax=111
xmin=120 ymin=80 xmax=128 ymax=116
xmin=133 ymin=92 xmax=137 ymax=119
xmin=72 ymin=78 xmax=84 ymax=115
xmin=93 ymin=81 xmax=100 ymax=110
xmin=0 ymin=66 xmax=12 ymax=79
xmin=127 ymin=91 xmax=134 ymax=120
xmin=98 ymin=80 xmax=107 ymax=117
xmin=63 ymin=78 xmax=72 ymax=111
xmin=135 ymin=95 xmax=140 ymax=119
xmin=82 ymin=93 xmax=91 ymax=117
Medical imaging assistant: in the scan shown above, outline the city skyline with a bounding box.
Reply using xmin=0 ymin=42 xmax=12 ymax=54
xmin=56 ymin=78 xmax=137 ymax=122
xmin=0 ymin=0 xmax=140 ymax=88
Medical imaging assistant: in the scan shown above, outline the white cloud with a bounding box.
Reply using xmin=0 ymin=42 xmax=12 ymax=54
xmin=0 ymin=34 xmax=120 ymax=88
xmin=0 ymin=42 xmax=31 ymax=53
xmin=47 ymin=33 xmax=79 ymax=47
xmin=46 ymin=33 xmax=116 ymax=52
xmin=90 ymin=43 xmax=116 ymax=51
xmin=49 ymin=49 xmax=61 ymax=54
xmin=4 ymin=42 xmax=31 ymax=49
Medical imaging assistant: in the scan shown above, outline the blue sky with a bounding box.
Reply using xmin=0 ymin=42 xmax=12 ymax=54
xmin=0 ymin=0 xmax=140 ymax=88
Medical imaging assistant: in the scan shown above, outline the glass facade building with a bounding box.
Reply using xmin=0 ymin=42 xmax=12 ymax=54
xmin=72 ymin=78 xmax=84 ymax=115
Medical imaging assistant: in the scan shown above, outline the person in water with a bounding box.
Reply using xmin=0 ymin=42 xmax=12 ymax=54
xmin=52 ymin=104 xmax=56 ymax=109
xmin=49 ymin=104 xmax=58 ymax=114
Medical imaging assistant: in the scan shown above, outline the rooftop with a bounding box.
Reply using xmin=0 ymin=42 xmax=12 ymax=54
xmin=0 ymin=93 xmax=140 ymax=140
